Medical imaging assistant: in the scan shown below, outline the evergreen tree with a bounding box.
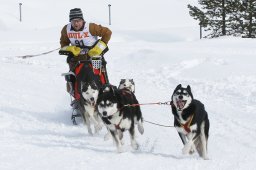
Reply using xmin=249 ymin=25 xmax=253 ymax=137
xmin=240 ymin=0 xmax=256 ymax=38
xmin=226 ymin=0 xmax=244 ymax=36
xmin=188 ymin=0 xmax=243 ymax=38
xmin=188 ymin=0 xmax=256 ymax=38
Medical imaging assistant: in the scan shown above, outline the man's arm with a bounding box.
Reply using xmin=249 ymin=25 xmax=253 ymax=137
xmin=60 ymin=25 xmax=71 ymax=48
xmin=89 ymin=23 xmax=112 ymax=44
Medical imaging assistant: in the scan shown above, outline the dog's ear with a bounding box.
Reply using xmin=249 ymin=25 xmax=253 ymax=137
xmin=99 ymin=84 xmax=110 ymax=96
xmin=130 ymin=79 xmax=134 ymax=85
xmin=171 ymin=84 xmax=182 ymax=101
xmin=177 ymin=84 xmax=182 ymax=89
xmin=98 ymin=86 xmax=104 ymax=96
xmin=118 ymin=79 xmax=125 ymax=88
xmin=173 ymin=84 xmax=182 ymax=93
xmin=97 ymin=87 xmax=103 ymax=105
xmin=91 ymin=80 xmax=98 ymax=90
xmin=110 ymin=85 xmax=117 ymax=94
xmin=187 ymin=85 xmax=194 ymax=99
xmin=120 ymin=79 xmax=125 ymax=84
xmin=101 ymin=84 xmax=112 ymax=93
xmin=187 ymin=85 xmax=191 ymax=92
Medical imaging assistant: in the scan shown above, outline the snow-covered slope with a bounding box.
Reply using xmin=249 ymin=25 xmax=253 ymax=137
xmin=1 ymin=0 xmax=256 ymax=170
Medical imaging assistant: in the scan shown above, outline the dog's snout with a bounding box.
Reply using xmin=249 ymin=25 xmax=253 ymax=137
xmin=90 ymin=97 xmax=94 ymax=101
xmin=103 ymin=111 xmax=107 ymax=116
xmin=178 ymin=95 xmax=183 ymax=99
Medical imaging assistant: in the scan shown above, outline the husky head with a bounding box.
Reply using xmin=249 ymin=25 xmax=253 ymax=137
xmin=81 ymin=81 xmax=99 ymax=106
xmin=172 ymin=84 xmax=193 ymax=112
xmin=97 ymin=84 xmax=121 ymax=117
xmin=118 ymin=79 xmax=135 ymax=93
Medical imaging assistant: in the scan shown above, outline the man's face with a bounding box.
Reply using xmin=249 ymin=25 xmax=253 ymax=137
xmin=71 ymin=18 xmax=84 ymax=31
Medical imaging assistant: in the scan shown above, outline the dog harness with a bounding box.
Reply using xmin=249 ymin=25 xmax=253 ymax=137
xmin=114 ymin=117 xmax=124 ymax=130
xmin=178 ymin=113 xmax=194 ymax=133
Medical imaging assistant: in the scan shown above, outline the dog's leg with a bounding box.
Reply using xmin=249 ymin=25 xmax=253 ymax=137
xmin=199 ymin=121 xmax=209 ymax=160
xmin=93 ymin=113 xmax=103 ymax=134
xmin=178 ymin=132 xmax=196 ymax=154
xmin=110 ymin=130 xmax=124 ymax=153
xmin=83 ymin=112 xmax=93 ymax=135
xmin=182 ymin=139 xmax=193 ymax=155
xmin=181 ymin=123 xmax=199 ymax=155
xmin=129 ymin=126 xmax=139 ymax=150
xmin=178 ymin=132 xmax=187 ymax=145
xmin=182 ymin=132 xmax=197 ymax=155
xmin=190 ymin=137 xmax=201 ymax=155
xmin=86 ymin=109 xmax=102 ymax=134
xmin=118 ymin=130 xmax=124 ymax=145
xmin=104 ymin=127 xmax=111 ymax=141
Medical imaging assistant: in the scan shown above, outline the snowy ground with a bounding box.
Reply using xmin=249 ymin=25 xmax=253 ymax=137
xmin=1 ymin=0 xmax=256 ymax=170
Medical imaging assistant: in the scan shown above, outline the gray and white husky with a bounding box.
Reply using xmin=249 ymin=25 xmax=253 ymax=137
xmin=97 ymin=84 xmax=144 ymax=152
xmin=171 ymin=84 xmax=210 ymax=160
xmin=118 ymin=79 xmax=135 ymax=93
xmin=81 ymin=81 xmax=103 ymax=135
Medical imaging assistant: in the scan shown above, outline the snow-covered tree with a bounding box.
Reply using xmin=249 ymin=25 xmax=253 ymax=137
xmin=188 ymin=0 xmax=255 ymax=38
xmin=188 ymin=0 xmax=228 ymax=38
xmin=240 ymin=0 xmax=256 ymax=38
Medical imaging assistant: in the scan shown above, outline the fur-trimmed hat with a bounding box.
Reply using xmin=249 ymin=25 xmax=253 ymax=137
xmin=69 ymin=8 xmax=84 ymax=22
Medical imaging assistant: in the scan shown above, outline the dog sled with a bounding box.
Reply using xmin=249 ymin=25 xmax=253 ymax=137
xmin=59 ymin=45 xmax=109 ymax=125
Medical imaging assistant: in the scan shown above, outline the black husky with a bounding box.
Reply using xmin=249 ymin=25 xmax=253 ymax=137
xmin=97 ymin=84 xmax=144 ymax=152
xmin=171 ymin=84 xmax=210 ymax=159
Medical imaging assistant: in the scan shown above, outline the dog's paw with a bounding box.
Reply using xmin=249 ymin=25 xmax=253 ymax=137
xmin=182 ymin=148 xmax=188 ymax=155
xmin=131 ymin=142 xmax=139 ymax=150
xmin=88 ymin=128 xmax=93 ymax=136
xmin=117 ymin=147 xmax=125 ymax=153
xmin=189 ymin=149 xmax=195 ymax=155
xmin=182 ymin=141 xmax=193 ymax=155
xmin=203 ymin=156 xmax=210 ymax=160
xmin=120 ymin=139 xmax=125 ymax=145
xmin=94 ymin=123 xmax=103 ymax=133
xmin=104 ymin=131 xmax=111 ymax=141
xmin=189 ymin=144 xmax=196 ymax=154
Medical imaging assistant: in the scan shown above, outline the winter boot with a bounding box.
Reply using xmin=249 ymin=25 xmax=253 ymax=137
xmin=70 ymin=99 xmax=83 ymax=125
xmin=66 ymin=82 xmax=74 ymax=97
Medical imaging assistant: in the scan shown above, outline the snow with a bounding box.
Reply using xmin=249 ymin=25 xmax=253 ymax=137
xmin=1 ymin=0 xmax=256 ymax=169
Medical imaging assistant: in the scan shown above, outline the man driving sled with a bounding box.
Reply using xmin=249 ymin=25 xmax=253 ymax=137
xmin=59 ymin=8 xmax=112 ymax=124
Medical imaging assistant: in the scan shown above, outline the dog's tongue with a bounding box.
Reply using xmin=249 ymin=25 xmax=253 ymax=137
xmin=177 ymin=100 xmax=185 ymax=110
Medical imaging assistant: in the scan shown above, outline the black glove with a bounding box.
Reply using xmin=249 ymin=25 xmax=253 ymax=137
xmin=66 ymin=54 xmax=75 ymax=63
